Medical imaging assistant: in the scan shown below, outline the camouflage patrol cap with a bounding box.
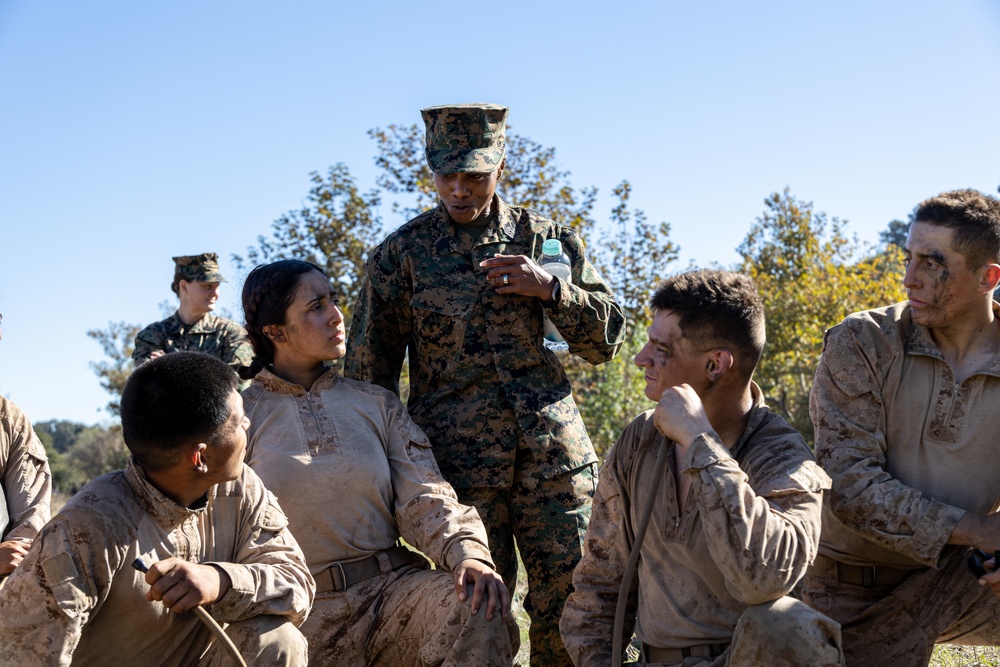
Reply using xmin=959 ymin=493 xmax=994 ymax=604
xmin=421 ymin=103 xmax=508 ymax=174
xmin=172 ymin=253 xmax=226 ymax=283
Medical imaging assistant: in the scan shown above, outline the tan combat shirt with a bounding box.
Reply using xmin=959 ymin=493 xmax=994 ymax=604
xmin=0 ymin=395 xmax=51 ymax=544
xmin=811 ymin=302 xmax=1000 ymax=568
xmin=561 ymin=387 xmax=830 ymax=666
xmin=242 ymin=367 xmax=494 ymax=573
xmin=0 ymin=459 xmax=314 ymax=666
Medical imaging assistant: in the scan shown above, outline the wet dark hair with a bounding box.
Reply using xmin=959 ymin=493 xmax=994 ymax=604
xmin=121 ymin=351 xmax=238 ymax=472
xmin=650 ymin=269 xmax=765 ymax=380
xmin=913 ymin=189 xmax=1000 ymax=269
xmin=240 ymin=259 xmax=328 ymax=380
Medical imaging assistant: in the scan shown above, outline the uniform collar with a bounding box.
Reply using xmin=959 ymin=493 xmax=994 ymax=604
xmin=903 ymin=301 xmax=1000 ymax=377
xmin=251 ymin=365 xmax=340 ymax=396
xmin=125 ymin=457 xmax=211 ymax=529
xmin=169 ymin=310 xmax=216 ymax=334
xmin=432 ymin=195 xmax=518 ymax=256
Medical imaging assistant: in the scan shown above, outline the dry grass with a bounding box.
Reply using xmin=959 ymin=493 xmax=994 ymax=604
xmin=931 ymin=645 xmax=1000 ymax=666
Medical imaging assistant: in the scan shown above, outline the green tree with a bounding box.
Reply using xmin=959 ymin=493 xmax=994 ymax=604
xmin=574 ymin=181 xmax=680 ymax=459
xmin=880 ymin=217 xmax=911 ymax=249
xmin=738 ymin=189 xmax=906 ymax=443
xmin=35 ymin=419 xmax=126 ymax=494
xmin=233 ymin=164 xmax=383 ymax=321
xmin=87 ymin=321 xmax=141 ymax=417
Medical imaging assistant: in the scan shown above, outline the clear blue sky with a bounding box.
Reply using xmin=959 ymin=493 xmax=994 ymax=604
xmin=1 ymin=0 xmax=998 ymax=424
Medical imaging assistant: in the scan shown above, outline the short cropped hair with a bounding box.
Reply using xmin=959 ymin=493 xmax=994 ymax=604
xmin=650 ymin=269 xmax=765 ymax=380
xmin=913 ymin=189 xmax=1000 ymax=268
xmin=120 ymin=351 xmax=239 ymax=472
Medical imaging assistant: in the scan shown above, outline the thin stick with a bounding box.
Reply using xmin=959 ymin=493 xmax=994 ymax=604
xmin=132 ymin=557 xmax=248 ymax=667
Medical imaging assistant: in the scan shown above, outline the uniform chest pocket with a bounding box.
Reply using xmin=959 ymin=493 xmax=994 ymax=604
xmin=410 ymin=289 xmax=479 ymax=375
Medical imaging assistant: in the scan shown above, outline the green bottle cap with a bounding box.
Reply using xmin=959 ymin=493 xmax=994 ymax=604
xmin=542 ymin=239 xmax=563 ymax=256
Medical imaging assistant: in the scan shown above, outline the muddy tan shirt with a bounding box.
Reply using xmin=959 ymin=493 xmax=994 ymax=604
xmin=561 ymin=388 xmax=829 ymax=666
xmin=0 ymin=459 xmax=314 ymax=666
xmin=810 ymin=302 xmax=1000 ymax=568
xmin=0 ymin=395 xmax=51 ymax=543
xmin=242 ymin=367 xmax=494 ymax=573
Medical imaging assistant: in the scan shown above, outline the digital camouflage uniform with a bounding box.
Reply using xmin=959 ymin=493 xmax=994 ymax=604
xmin=132 ymin=253 xmax=253 ymax=373
xmin=0 ymin=459 xmax=314 ymax=666
xmin=243 ymin=367 xmax=516 ymax=666
xmin=345 ymin=103 xmax=625 ymax=667
xmin=560 ymin=387 xmax=843 ymax=667
xmin=806 ymin=302 xmax=1000 ymax=665
xmin=0 ymin=394 xmax=51 ymax=581
xmin=133 ymin=311 xmax=253 ymax=371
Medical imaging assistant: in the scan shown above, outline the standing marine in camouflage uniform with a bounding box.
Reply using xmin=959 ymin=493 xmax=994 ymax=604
xmin=560 ymin=270 xmax=843 ymax=667
xmin=132 ymin=253 xmax=253 ymax=374
xmin=805 ymin=189 xmax=1000 ymax=665
xmin=344 ymin=104 xmax=625 ymax=666
xmin=0 ymin=311 xmax=52 ymax=584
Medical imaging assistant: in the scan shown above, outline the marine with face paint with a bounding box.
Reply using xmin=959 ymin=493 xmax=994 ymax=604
xmin=561 ymin=269 xmax=843 ymax=667
xmin=805 ymin=189 xmax=1000 ymax=666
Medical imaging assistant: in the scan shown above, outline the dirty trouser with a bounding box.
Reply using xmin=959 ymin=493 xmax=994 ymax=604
xmin=634 ymin=597 xmax=844 ymax=667
xmin=458 ymin=456 xmax=596 ymax=667
xmin=802 ymin=549 xmax=1000 ymax=666
xmin=300 ymin=563 xmax=517 ymax=666
xmin=202 ymin=614 xmax=308 ymax=666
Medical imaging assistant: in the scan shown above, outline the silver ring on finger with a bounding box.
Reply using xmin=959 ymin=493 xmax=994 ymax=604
xmin=502 ymin=274 xmax=509 ymax=286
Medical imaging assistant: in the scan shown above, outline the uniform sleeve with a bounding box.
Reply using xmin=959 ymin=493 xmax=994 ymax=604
xmin=218 ymin=321 xmax=254 ymax=371
xmin=343 ymin=241 xmax=411 ymax=395
xmin=809 ymin=322 xmax=965 ymax=565
xmin=682 ymin=429 xmax=830 ymax=604
xmin=1 ymin=402 xmax=52 ymax=544
xmin=560 ymin=426 xmax=638 ymax=667
xmin=131 ymin=324 xmax=163 ymax=365
xmin=207 ymin=470 xmax=315 ymax=627
xmin=382 ymin=396 xmax=494 ymax=570
xmin=0 ymin=522 xmax=99 ymax=665
xmin=544 ymin=228 xmax=626 ymax=365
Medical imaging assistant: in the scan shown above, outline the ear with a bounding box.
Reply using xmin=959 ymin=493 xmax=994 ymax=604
xmin=705 ymin=348 xmax=734 ymax=382
xmin=979 ymin=263 xmax=1000 ymax=294
xmin=191 ymin=442 xmax=209 ymax=473
xmin=263 ymin=324 xmax=285 ymax=343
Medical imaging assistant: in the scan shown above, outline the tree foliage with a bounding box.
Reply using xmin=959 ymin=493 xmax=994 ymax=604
xmin=572 ymin=181 xmax=680 ymax=458
xmin=738 ymin=189 xmax=906 ymax=443
xmin=87 ymin=321 xmax=141 ymax=417
xmin=35 ymin=419 xmax=128 ymax=495
xmin=233 ymin=164 xmax=383 ymax=320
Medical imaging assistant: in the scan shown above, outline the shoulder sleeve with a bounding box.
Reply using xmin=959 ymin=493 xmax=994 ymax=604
xmin=0 ymin=520 xmax=101 ymax=666
xmin=810 ymin=318 xmax=965 ymax=565
xmin=1 ymin=399 xmax=52 ymax=542
xmin=375 ymin=387 xmax=493 ymax=570
xmin=343 ymin=238 xmax=412 ymax=394
xmin=131 ymin=323 xmax=164 ymax=364
xmin=543 ymin=226 xmax=626 ymax=365
xmin=683 ymin=419 xmax=829 ymax=604
xmin=207 ymin=467 xmax=315 ymax=627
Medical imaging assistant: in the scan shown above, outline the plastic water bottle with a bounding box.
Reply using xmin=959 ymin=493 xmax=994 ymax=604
xmin=539 ymin=239 xmax=572 ymax=351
